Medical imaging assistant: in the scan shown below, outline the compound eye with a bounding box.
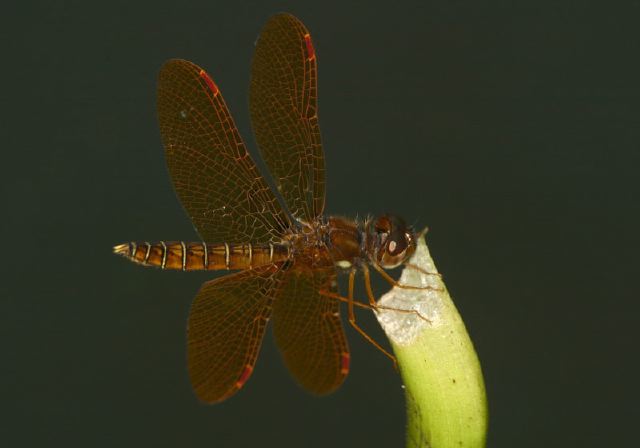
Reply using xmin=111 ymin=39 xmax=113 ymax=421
xmin=374 ymin=216 xmax=391 ymax=234
xmin=387 ymin=238 xmax=407 ymax=257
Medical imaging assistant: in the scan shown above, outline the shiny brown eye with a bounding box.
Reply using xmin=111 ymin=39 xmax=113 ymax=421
xmin=387 ymin=238 xmax=407 ymax=256
xmin=374 ymin=216 xmax=391 ymax=233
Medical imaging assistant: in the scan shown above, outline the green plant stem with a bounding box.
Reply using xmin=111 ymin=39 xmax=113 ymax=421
xmin=376 ymin=236 xmax=488 ymax=448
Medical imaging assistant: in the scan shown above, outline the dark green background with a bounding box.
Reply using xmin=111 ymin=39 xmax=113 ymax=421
xmin=4 ymin=1 xmax=638 ymax=446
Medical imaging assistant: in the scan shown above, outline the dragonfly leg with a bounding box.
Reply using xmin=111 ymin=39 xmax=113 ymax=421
xmin=319 ymin=287 xmax=426 ymax=320
xmin=345 ymin=268 xmax=398 ymax=370
xmin=318 ymin=289 xmax=373 ymax=310
xmin=362 ymin=265 xmax=431 ymax=324
xmin=372 ymin=263 xmax=442 ymax=292
xmin=404 ymin=262 xmax=443 ymax=279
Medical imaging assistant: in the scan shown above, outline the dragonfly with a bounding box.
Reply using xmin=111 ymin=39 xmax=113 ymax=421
xmin=114 ymin=13 xmax=426 ymax=403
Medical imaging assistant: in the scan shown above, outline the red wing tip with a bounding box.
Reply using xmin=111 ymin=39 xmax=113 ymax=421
xmin=304 ymin=33 xmax=315 ymax=61
xmin=235 ymin=364 xmax=254 ymax=388
xmin=198 ymin=69 xmax=219 ymax=96
xmin=340 ymin=352 xmax=350 ymax=375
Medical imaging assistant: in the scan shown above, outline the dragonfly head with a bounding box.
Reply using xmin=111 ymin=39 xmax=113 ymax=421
xmin=366 ymin=214 xmax=416 ymax=269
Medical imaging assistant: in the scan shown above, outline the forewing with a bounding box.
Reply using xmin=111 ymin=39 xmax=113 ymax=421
xmin=272 ymin=253 xmax=349 ymax=395
xmin=158 ymin=59 xmax=290 ymax=243
xmin=250 ymin=13 xmax=325 ymax=222
xmin=187 ymin=264 xmax=286 ymax=403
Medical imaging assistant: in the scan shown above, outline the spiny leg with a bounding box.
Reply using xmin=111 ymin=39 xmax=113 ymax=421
xmin=319 ymin=267 xmax=428 ymax=318
xmin=319 ymin=289 xmax=373 ymax=310
xmin=319 ymin=288 xmax=421 ymax=316
xmin=404 ymin=262 xmax=442 ymax=279
xmin=372 ymin=262 xmax=442 ymax=292
xmin=345 ymin=268 xmax=398 ymax=370
xmin=362 ymin=264 xmax=378 ymax=307
xmin=362 ymin=264 xmax=431 ymax=324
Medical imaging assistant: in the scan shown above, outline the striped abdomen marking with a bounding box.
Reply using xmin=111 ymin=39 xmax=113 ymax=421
xmin=113 ymin=241 xmax=290 ymax=271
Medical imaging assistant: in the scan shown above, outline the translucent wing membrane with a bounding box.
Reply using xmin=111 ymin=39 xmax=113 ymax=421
xmin=154 ymin=15 xmax=351 ymax=403
xmin=273 ymin=253 xmax=349 ymax=395
xmin=187 ymin=264 xmax=286 ymax=403
xmin=250 ymin=13 xmax=326 ymax=222
xmin=158 ymin=59 xmax=291 ymax=243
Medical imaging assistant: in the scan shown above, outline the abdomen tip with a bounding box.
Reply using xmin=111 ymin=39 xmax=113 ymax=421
xmin=113 ymin=243 xmax=130 ymax=255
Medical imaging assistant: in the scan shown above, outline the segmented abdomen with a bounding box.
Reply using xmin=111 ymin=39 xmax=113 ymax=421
xmin=113 ymin=241 xmax=289 ymax=271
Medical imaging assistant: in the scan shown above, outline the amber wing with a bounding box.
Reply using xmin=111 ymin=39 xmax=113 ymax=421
xmin=272 ymin=254 xmax=349 ymax=394
xmin=158 ymin=59 xmax=290 ymax=243
xmin=188 ymin=263 xmax=287 ymax=403
xmin=250 ymin=13 xmax=325 ymax=222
